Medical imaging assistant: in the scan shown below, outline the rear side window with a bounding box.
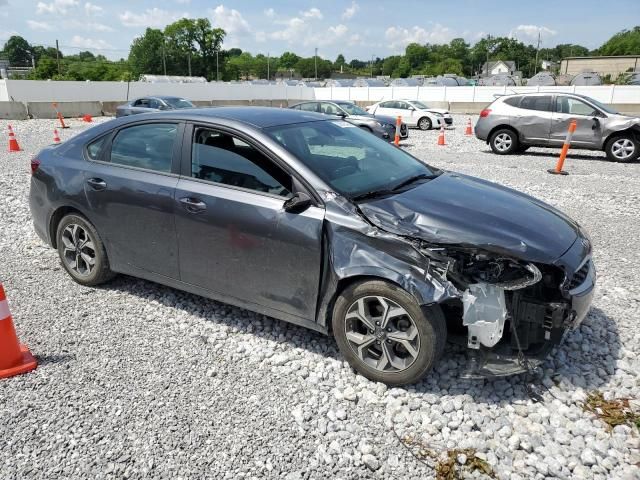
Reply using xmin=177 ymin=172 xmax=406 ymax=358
xmin=503 ymin=96 xmax=521 ymax=107
xmin=110 ymin=123 xmax=177 ymax=173
xmin=520 ymin=96 xmax=552 ymax=112
xmin=299 ymin=103 xmax=319 ymax=112
xmin=87 ymin=135 xmax=107 ymax=160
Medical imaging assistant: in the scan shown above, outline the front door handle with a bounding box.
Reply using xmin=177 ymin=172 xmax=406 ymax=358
xmin=179 ymin=197 xmax=207 ymax=214
xmin=87 ymin=178 xmax=107 ymax=191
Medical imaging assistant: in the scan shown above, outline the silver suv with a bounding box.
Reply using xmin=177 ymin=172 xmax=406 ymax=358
xmin=475 ymin=92 xmax=640 ymax=162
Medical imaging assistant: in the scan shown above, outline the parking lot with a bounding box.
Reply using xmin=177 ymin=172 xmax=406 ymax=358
xmin=0 ymin=115 xmax=638 ymax=479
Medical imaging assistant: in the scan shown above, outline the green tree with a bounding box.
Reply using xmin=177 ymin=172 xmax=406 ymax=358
xmin=229 ymin=52 xmax=254 ymax=79
xmin=405 ymin=43 xmax=429 ymax=69
xmin=334 ymin=53 xmax=346 ymax=69
xmin=3 ymin=36 xmax=33 ymax=66
xmin=128 ymin=28 xmax=166 ymax=77
xmin=279 ymin=51 xmax=300 ymax=69
xmin=598 ymin=26 xmax=640 ymax=55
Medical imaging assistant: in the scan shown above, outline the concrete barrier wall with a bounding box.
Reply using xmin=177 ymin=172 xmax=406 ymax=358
xmin=0 ymin=101 xmax=28 ymax=120
xmin=27 ymin=101 xmax=103 ymax=119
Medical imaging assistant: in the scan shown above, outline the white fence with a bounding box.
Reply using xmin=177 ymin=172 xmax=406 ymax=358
xmin=0 ymin=79 xmax=638 ymax=105
xmin=314 ymin=85 xmax=640 ymax=104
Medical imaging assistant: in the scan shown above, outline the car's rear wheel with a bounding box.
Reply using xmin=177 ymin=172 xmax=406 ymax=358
xmin=417 ymin=117 xmax=432 ymax=130
xmin=605 ymin=134 xmax=639 ymax=163
xmin=56 ymin=214 xmax=115 ymax=286
xmin=332 ymin=280 xmax=446 ymax=386
xmin=489 ymin=128 xmax=519 ymax=154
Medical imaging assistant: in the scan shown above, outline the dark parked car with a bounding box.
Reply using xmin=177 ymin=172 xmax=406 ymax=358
xmin=116 ymin=96 xmax=195 ymax=117
xmin=29 ymin=107 xmax=595 ymax=385
xmin=290 ymin=101 xmax=408 ymax=141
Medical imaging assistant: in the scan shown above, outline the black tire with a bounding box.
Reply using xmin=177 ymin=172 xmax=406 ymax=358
xmin=332 ymin=280 xmax=446 ymax=386
xmin=516 ymin=145 xmax=530 ymax=153
xmin=56 ymin=214 xmax=115 ymax=286
xmin=489 ymin=128 xmax=519 ymax=155
xmin=417 ymin=117 xmax=432 ymax=131
xmin=604 ymin=134 xmax=639 ymax=163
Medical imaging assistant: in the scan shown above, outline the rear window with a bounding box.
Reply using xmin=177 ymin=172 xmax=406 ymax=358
xmin=87 ymin=135 xmax=107 ymax=160
xmin=520 ymin=96 xmax=552 ymax=112
xmin=503 ymin=96 xmax=521 ymax=107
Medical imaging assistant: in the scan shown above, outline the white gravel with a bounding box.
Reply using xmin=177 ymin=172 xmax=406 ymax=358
xmin=0 ymin=115 xmax=638 ymax=479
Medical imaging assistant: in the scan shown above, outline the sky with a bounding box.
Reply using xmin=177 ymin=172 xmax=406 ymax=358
xmin=0 ymin=0 xmax=639 ymax=61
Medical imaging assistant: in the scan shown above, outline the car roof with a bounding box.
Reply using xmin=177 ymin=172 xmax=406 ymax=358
xmin=124 ymin=106 xmax=329 ymax=128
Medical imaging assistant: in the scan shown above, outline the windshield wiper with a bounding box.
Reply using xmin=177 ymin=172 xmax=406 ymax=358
xmin=391 ymin=173 xmax=437 ymax=192
xmin=351 ymin=189 xmax=396 ymax=201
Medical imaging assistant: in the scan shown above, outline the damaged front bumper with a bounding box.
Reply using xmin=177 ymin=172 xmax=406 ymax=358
xmin=461 ymin=253 xmax=596 ymax=378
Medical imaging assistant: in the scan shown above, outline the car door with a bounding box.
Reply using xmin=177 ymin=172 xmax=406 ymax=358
xmin=83 ymin=121 xmax=183 ymax=278
xmin=514 ymin=95 xmax=553 ymax=144
xmin=173 ymin=124 xmax=325 ymax=321
xmin=372 ymin=101 xmax=398 ymax=118
xmin=131 ymin=98 xmax=152 ymax=115
xmin=551 ymin=96 xmax=602 ymax=147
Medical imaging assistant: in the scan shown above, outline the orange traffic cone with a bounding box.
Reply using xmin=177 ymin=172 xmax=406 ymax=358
xmin=0 ymin=284 xmax=37 ymax=379
xmin=8 ymin=125 xmax=21 ymax=152
xmin=437 ymin=125 xmax=446 ymax=146
xmin=465 ymin=118 xmax=473 ymax=136
xmin=57 ymin=111 xmax=69 ymax=129
xmin=53 ymin=128 xmax=61 ymax=144
xmin=82 ymin=114 xmax=93 ymax=123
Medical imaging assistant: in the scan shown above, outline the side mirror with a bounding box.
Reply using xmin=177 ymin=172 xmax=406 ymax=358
xmin=337 ymin=111 xmax=347 ymax=118
xmin=408 ymin=106 xmax=415 ymax=111
xmin=283 ymin=192 xmax=312 ymax=213
xmin=591 ymin=117 xmax=600 ymax=130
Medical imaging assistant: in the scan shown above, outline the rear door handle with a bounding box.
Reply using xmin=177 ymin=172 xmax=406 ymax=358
xmin=179 ymin=197 xmax=207 ymax=214
xmin=87 ymin=178 xmax=107 ymax=191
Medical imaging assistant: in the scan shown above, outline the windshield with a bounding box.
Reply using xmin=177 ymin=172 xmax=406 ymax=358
xmin=265 ymin=120 xmax=437 ymax=198
xmin=336 ymin=103 xmax=368 ymax=116
xmin=412 ymin=101 xmax=431 ymax=109
xmin=575 ymin=95 xmax=619 ymax=115
xmin=163 ymin=98 xmax=194 ymax=109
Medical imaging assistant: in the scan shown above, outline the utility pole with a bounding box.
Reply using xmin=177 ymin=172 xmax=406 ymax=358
xmin=534 ymin=29 xmax=541 ymax=75
xmin=162 ymin=42 xmax=167 ymax=76
xmin=314 ymin=47 xmax=318 ymax=80
xmin=55 ymin=39 xmax=61 ymax=76
xmin=187 ymin=52 xmax=192 ymax=77
xmin=216 ymin=50 xmax=219 ymax=81
xmin=370 ymin=54 xmax=374 ymax=78
xmin=267 ymin=52 xmax=270 ymax=80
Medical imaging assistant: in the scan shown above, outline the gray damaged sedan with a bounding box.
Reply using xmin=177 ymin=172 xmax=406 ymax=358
xmin=29 ymin=107 xmax=595 ymax=385
xmin=116 ymin=96 xmax=195 ymax=118
xmin=475 ymin=92 xmax=640 ymax=162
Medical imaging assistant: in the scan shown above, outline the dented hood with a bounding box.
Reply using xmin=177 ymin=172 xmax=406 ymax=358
xmin=357 ymin=172 xmax=580 ymax=262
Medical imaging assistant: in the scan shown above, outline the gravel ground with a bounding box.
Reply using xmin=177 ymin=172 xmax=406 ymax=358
xmin=0 ymin=115 xmax=638 ymax=480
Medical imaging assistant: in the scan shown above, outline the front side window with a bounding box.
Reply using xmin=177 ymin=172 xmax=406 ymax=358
xmin=134 ymin=98 xmax=150 ymax=107
xmin=266 ymin=120 xmax=437 ymax=198
xmin=110 ymin=123 xmax=177 ymax=173
xmin=163 ymin=97 xmax=194 ymax=109
xmin=336 ymin=103 xmax=368 ymax=115
xmin=148 ymin=99 xmax=162 ymax=109
xmin=520 ymin=95 xmax=552 ymax=112
xmin=412 ymin=101 xmax=431 ymax=109
xmin=379 ymin=101 xmax=394 ymax=108
xmin=191 ymin=128 xmax=292 ymax=197
xmin=320 ymin=103 xmax=341 ymax=115
xmin=556 ymin=97 xmax=597 ymax=116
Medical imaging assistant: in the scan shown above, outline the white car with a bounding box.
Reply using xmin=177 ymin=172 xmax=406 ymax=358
xmin=366 ymin=100 xmax=453 ymax=130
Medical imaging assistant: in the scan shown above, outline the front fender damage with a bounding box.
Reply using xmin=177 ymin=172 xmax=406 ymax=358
xmin=317 ymin=191 xmax=571 ymax=378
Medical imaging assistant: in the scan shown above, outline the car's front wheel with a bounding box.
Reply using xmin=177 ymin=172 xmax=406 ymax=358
xmin=56 ymin=214 xmax=115 ymax=286
xmin=417 ymin=117 xmax=432 ymax=130
xmin=605 ymin=134 xmax=639 ymax=163
xmin=489 ymin=128 xmax=519 ymax=155
xmin=332 ymin=280 xmax=446 ymax=386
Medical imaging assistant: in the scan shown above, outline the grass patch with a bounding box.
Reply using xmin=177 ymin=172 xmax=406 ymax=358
xmin=583 ymin=391 xmax=640 ymax=431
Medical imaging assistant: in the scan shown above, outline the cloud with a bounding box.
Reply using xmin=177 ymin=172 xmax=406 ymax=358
xmin=264 ymin=8 xmax=274 ymax=18
xmin=176 ymin=0 xmax=190 ymax=3
xmin=328 ymin=24 xmax=348 ymax=37
xmin=342 ymin=1 xmax=358 ymax=20
xmin=384 ymin=24 xmax=453 ymax=50
xmin=348 ymin=33 xmax=364 ymax=46
xmin=119 ymin=8 xmax=188 ymax=27
xmin=36 ymin=0 xmax=79 ymax=14
xmin=211 ymin=5 xmax=250 ymax=37
xmin=301 ymin=7 xmax=322 ymax=19
xmin=69 ymin=35 xmax=113 ymax=50
xmin=509 ymin=24 xmax=557 ymax=41
xmin=67 ymin=18 xmax=113 ymax=32
xmin=270 ymin=17 xmax=306 ymax=43
xmin=84 ymin=2 xmax=102 ymax=16
xmin=27 ymin=20 xmax=54 ymax=31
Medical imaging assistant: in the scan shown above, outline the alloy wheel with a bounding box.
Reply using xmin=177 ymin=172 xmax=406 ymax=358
xmin=61 ymin=224 xmax=96 ymax=276
xmin=344 ymin=296 xmax=420 ymax=373
xmin=611 ymin=138 xmax=635 ymax=160
xmin=419 ymin=118 xmax=431 ymax=130
xmin=494 ymin=133 xmax=513 ymax=152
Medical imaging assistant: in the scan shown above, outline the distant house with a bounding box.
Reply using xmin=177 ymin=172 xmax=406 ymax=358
xmin=560 ymin=55 xmax=640 ymax=77
xmin=480 ymin=60 xmax=516 ymax=76
xmin=540 ymin=60 xmax=558 ymax=71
